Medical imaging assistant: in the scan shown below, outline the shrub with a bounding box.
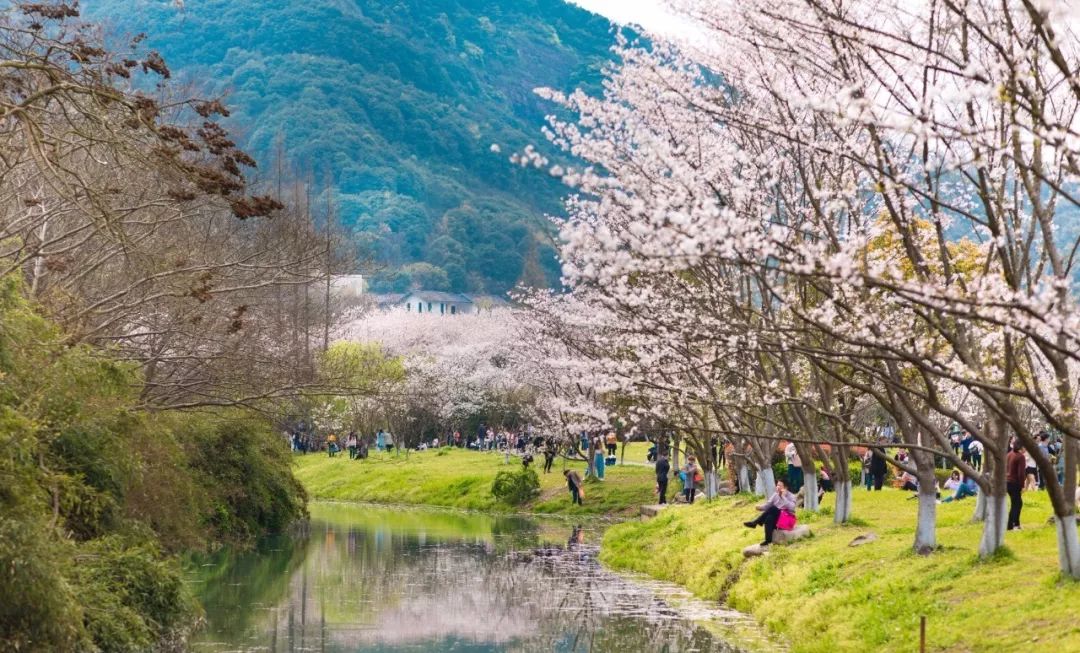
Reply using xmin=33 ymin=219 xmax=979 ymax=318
xmin=773 ymin=461 xmax=788 ymax=486
xmin=491 ymin=467 xmax=540 ymax=505
xmin=186 ymin=415 xmax=308 ymax=543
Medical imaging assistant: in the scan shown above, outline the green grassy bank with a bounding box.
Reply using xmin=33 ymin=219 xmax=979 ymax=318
xmin=601 ymin=488 xmax=1080 ymax=653
xmin=292 ymin=445 xmax=657 ymax=516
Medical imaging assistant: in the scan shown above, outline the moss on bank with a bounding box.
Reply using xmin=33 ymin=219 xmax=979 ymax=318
xmin=292 ymin=446 xmax=657 ymax=516
xmin=600 ymin=488 xmax=1080 ymax=653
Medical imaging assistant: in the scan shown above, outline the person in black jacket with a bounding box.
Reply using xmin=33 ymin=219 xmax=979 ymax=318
xmin=870 ymin=444 xmax=889 ymax=490
xmin=655 ymin=453 xmax=671 ymax=504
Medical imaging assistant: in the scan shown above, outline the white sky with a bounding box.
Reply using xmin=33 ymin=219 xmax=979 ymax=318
xmin=570 ymin=0 xmax=707 ymax=45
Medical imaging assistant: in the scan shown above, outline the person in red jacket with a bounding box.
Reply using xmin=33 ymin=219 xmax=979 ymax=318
xmin=1006 ymin=441 xmax=1027 ymax=530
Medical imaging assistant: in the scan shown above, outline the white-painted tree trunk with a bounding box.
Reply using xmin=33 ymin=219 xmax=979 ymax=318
xmin=738 ymin=465 xmax=750 ymax=493
xmin=1054 ymin=514 xmax=1080 ymax=579
xmin=705 ymin=470 xmax=720 ymax=499
xmin=972 ymin=490 xmax=987 ymax=522
xmin=833 ymin=480 xmax=852 ymax=524
xmin=977 ymin=495 xmax=1006 ymax=558
xmin=802 ymin=470 xmax=819 ymax=512
xmin=914 ymin=489 xmax=937 ymax=555
xmin=754 ymin=467 xmax=775 ymax=497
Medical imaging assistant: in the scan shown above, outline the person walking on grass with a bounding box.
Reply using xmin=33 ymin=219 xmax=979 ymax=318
xmin=1007 ymin=441 xmax=1026 ymax=530
xmin=346 ymin=431 xmax=358 ymax=460
xmin=327 ymin=432 xmax=338 ymax=458
xmin=655 ymin=452 xmax=671 ymax=504
xmin=543 ymin=441 xmax=556 ymax=474
xmin=743 ymin=479 xmax=797 ymax=546
xmin=564 ymin=469 xmax=583 ymax=506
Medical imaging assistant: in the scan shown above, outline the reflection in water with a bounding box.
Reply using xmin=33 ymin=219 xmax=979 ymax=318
xmin=188 ymin=504 xmax=767 ymax=652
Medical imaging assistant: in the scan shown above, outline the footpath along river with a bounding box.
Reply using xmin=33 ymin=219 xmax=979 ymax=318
xmin=186 ymin=502 xmax=779 ymax=652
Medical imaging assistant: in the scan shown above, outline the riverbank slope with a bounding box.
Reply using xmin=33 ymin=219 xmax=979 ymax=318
xmin=601 ymin=489 xmax=1080 ymax=653
xmin=292 ymin=446 xmax=656 ymax=516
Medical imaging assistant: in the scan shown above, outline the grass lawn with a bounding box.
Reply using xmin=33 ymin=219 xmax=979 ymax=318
xmin=292 ymin=445 xmax=658 ymax=517
xmin=601 ymin=487 xmax=1080 ymax=653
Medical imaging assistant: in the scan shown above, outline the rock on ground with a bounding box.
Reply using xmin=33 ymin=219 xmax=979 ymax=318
xmin=772 ymin=525 xmax=812 ymax=544
xmin=640 ymin=504 xmax=668 ymax=518
xmin=743 ymin=543 xmax=769 ymax=557
xmin=848 ymin=532 xmax=878 ymax=547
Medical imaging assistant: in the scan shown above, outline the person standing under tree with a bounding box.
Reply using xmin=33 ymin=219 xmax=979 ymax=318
xmin=1007 ymin=441 xmax=1026 ymax=530
xmin=655 ymin=452 xmax=670 ymax=505
xmin=564 ymin=469 xmax=583 ymax=506
xmin=870 ymin=443 xmax=889 ymax=490
xmin=784 ymin=442 xmax=803 ymax=493
xmin=543 ymin=441 xmax=556 ymax=474
xmin=682 ymin=456 xmax=700 ymax=504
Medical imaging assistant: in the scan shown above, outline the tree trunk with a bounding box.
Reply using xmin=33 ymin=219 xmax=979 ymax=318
xmin=978 ymin=494 xmax=1006 ymax=558
xmin=737 ymin=463 xmax=750 ymax=493
xmin=975 ymin=442 xmax=1007 ymax=556
xmin=705 ymin=469 xmax=720 ymax=499
xmin=754 ymin=466 xmax=775 ymax=497
xmin=802 ymin=467 xmax=819 ymax=512
xmin=1054 ymin=514 xmax=1080 ymax=578
xmin=914 ymin=488 xmax=937 ymax=555
xmin=972 ymin=490 xmax=987 ymax=522
xmin=586 ymin=437 xmax=596 ymax=477
xmin=834 ymin=480 xmax=853 ymax=524
xmin=672 ymin=435 xmax=681 ymax=474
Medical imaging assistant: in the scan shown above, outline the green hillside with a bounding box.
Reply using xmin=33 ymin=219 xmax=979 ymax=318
xmin=86 ymin=0 xmax=615 ymax=293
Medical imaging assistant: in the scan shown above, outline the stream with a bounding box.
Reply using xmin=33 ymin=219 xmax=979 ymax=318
xmin=186 ymin=502 xmax=777 ymax=652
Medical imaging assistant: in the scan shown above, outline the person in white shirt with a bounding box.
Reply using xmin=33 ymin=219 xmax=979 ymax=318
xmin=943 ymin=470 xmax=962 ymax=492
xmin=784 ymin=442 xmax=803 ymax=493
xmin=968 ymin=439 xmax=983 ymax=471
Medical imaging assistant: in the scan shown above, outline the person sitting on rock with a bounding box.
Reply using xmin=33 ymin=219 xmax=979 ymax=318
xmin=743 ymin=480 xmax=797 ymax=546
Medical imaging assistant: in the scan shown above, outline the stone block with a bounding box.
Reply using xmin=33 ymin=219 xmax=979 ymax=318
xmin=772 ymin=525 xmax=811 ymax=544
xmin=848 ymin=532 xmax=878 ymax=547
xmin=743 ymin=543 xmax=769 ymax=557
xmin=640 ymin=504 xmax=667 ymax=518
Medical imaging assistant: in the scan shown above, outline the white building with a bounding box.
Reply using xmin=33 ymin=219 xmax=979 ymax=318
xmin=371 ymin=290 xmax=510 ymax=315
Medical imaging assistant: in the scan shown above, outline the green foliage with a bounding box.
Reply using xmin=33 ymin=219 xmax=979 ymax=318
xmin=69 ymin=535 xmax=195 ymax=653
xmin=186 ymin=416 xmax=308 ymax=543
xmin=772 ymin=461 xmax=788 ymax=485
xmin=0 ymin=512 xmax=83 ymax=652
xmin=0 ymin=276 xmax=307 ymax=650
xmin=86 ymin=0 xmax=617 ymax=293
xmin=491 ymin=467 xmax=541 ymax=505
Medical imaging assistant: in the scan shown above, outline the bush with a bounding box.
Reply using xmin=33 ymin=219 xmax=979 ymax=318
xmin=773 ymin=461 xmax=788 ymax=486
xmin=186 ymin=416 xmax=308 ymax=543
xmin=491 ymin=467 xmax=540 ymax=505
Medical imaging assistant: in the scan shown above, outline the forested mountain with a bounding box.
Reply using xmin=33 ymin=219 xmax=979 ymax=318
xmin=86 ymin=0 xmax=616 ymax=293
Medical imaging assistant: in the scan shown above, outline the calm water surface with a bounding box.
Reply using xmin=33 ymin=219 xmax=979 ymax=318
xmin=187 ymin=502 xmax=773 ymax=652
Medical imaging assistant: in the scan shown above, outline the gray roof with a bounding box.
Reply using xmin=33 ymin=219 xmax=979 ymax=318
xmin=372 ymin=293 xmax=404 ymax=305
xmin=405 ymin=290 xmax=472 ymax=303
xmin=462 ymin=293 xmax=511 ymax=306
